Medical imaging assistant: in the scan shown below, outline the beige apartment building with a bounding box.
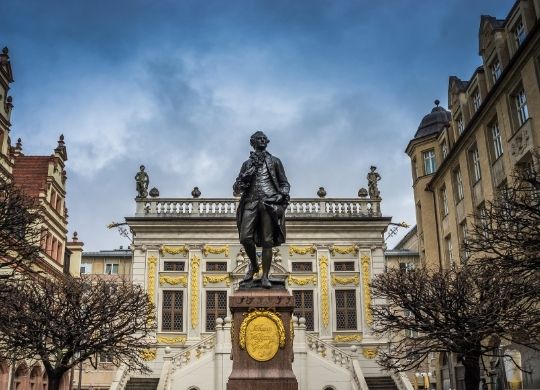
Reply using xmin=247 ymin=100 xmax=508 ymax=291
xmin=406 ymin=1 xmax=540 ymax=389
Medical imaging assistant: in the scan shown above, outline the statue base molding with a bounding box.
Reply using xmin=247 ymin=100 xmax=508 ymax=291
xmin=227 ymin=288 xmax=298 ymax=390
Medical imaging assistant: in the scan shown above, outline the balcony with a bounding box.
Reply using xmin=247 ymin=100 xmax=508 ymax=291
xmin=135 ymin=197 xmax=382 ymax=219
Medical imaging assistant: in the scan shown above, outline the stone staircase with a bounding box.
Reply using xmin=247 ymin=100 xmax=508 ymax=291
xmin=124 ymin=377 xmax=160 ymax=390
xmin=365 ymin=376 xmax=399 ymax=390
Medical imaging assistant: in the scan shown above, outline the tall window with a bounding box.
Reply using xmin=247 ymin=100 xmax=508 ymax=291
xmin=423 ymin=150 xmax=436 ymax=175
xmin=206 ymin=291 xmax=227 ymax=331
xmin=491 ymin=57 xmax=502 ymax=83
xmin=460 ymin=222 xmax=469 ymax=259
xmin=441 ymin=186 xmax=449 ymax=217
xmin=293 ymin=290 xmax=314 ymax=331
xmin=457 ymin=116 xmax=465 ymax=135
xmin=514 ymin=20 xmax=526 ymax=47
xmin=441 ymin=142 xmax=448 ymax=159
xmin=105 ymin=263 xmax=119 ymax=275
xmin=335 ymin=290 xmax=357 ymax=330
xmin=454 ymin=168 xmax=464 ymax=202
xmin=470 ymin=146 xmax=481 ymax=183
xmin=162 ymin=291 xmax=183 ymax=331
xmin=491 ymin=121 xmax=503 ymax=160
xmin=472 ymin=90 xmax=481 ymax=112
xmin=515 ymin=88 xmax=529 ymax=127
xmin=445 ymin=236 xmax=454 ymax=266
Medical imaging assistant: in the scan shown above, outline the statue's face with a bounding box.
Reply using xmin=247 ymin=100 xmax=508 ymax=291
xmin=251 ymin=135 xmax=268 ymax=151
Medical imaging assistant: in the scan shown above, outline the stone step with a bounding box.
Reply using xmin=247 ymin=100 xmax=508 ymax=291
xmin=125 ymin=377 xmax=160 ymax=390
xmin=365 ymin=376 xmax=398 ymax=390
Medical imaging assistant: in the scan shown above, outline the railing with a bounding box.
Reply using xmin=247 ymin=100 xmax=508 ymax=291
xmin=159 ymin=334 xmax=216 ymax=390
xmin=109 ymin=364 xmax=129 ymax=390
xmin=136 ymin=197 xmax=381 ymax=217
xmin=391 ymin=372 xmax=415 ymax=390
xmin=306 ymin=334 xmax=369 ymax=390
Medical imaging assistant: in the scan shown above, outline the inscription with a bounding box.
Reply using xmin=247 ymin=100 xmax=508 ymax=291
xmin=245 ymin=316 xmax=280 ymax=361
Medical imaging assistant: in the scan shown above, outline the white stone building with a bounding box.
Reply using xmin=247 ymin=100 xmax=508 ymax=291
xmin=103 ymin=192 xmax=413 ymax=390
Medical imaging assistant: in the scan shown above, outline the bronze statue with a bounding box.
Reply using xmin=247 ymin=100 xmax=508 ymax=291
xmin=135 ymin=165 xmax=149 ymax=198
xmin=233 ymin=131 xmax=290 ymax=288
xmin=367 ymin=165 xmax=381 ymax=199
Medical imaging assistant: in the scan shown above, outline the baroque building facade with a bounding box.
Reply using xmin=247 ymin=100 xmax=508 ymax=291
xmin=0 ymin=46 xmax=83 ymax=389
xmin=406 ymin=1 xmax=540 ymax=389
xmin=97 ymin=182 xmax=416 ymax=390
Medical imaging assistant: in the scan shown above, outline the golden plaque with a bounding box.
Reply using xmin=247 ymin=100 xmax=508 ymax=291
xmin=239 ymin=309 xmax=286 ymax=362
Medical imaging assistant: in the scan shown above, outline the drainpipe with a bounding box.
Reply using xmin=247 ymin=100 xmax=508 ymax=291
xmin=426 ymin=185 xmax=443 ymax=270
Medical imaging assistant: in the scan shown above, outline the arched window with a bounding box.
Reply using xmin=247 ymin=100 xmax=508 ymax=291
xmin=29 ymin=365 xmax=41 ymax=390
xmin=14 ymin=363 xmax=29 ymax=390
xmin=0 ymin=361 xmax=9 ymax=390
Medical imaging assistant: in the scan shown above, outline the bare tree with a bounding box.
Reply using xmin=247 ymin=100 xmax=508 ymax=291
xmin=0 ymin=275 xmax=156 ymax=390
xmin=371 ymin=266 xmax=540 ymax=390
xmin=0 ymin=181 xmax=43 ymax=277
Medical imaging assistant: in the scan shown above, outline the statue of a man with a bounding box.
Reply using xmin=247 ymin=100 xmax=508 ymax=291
xmin=367 ymin=165 xmax=381 ymax=199
xmin=233 ymin=131 xmax=290 ymax=288
xmin=135 ymin=165 xmax=149 ymax=198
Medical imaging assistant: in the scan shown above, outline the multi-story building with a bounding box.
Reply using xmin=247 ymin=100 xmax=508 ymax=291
xmin=81 ymin=247 xmax=132 ymax=277
xmin=0 ymin=46 xmax=82 ymax=389
xmin=406 ymin=1 xmax=540 ymax=389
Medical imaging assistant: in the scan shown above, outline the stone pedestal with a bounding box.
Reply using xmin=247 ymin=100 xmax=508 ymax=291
xmin=227 ymin=288 xmax=298 ymax=390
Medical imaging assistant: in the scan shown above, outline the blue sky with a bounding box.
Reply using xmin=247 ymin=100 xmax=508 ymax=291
xmin=2 ymin=0 xmax=511 ymax=250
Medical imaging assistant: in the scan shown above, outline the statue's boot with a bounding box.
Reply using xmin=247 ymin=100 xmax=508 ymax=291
xmin=242 ymin=243 xmax=259 ymax=283
xmin=242 ymin=261 xmax=259 ymax=283
xmin=261 ymin=247 xmax=272 ymax=289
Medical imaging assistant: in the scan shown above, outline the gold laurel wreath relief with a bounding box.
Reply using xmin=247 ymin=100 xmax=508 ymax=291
xmin=288 ymin=275 xmax=317 ymax=286
xmin=203 ymin=274 xmax=231 ymax=286
xmin=141 ymin=349 xmax=157 ymax=361
xmin=288 ymin=245 xmax=317 ymax=256
xmin=362 ymin=347 xmax=378 ymax=359
xmin=361 ymin=254 xmax=373 ymax=325
xmin=334 ymin=334 xmax=363 ymax=342
xmin=157 ymin=335 xmax=187 ymax=344
xmin=159 ymin=275 xmax=188 ymax=287
xmin=331 ymin=274 xmax=360 ymax=286
xmin=202 ymin=244 xmax=229 ymax=257
xmin=329 ymin=244 xmax=359 ymax=256
xmin=160 ymin=245 xmax=189 ymax=256
xmin=319 ymin=256 xmax=330 ymax=328
xmin=190 ymin=255 xmax=201 ymax=329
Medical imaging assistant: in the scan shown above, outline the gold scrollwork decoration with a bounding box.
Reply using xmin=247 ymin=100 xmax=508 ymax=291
xmin=334 ymin=334 xmax=363 ymax=342
xmin=329 ymin=244 xmax=359 ymax=256
xmin=203 ymin=274 xmax=231 ymax=286
xmin=160 ymin=245 xmax=189 ymax=256
xmin=190 ymin=255 xmax=201 ymax=329
xmin=362 ymin=347 xmax=378 ymax=359
xmin=159 ymin=275 xmax=188 ymax=287
xmin=361 ymin=254 xmax=372 ymax=325
xmin=202 ymin=244 xmax=229 ymax=257
xmin=157 ymin=335 xmax=187 ymax=344
xmin=288 ymin=275 xmax=317 ymax=286
xmin=147 ymin=256 xmax=157 ymax=325
xmin=140 ymin=349 xmax=157 ymax=361
xmin=331 ymin=274 xmax=359 ymax=286
xmin=289 ymin=245 xmax=317 ymax=256
xmin=319 ymin=256 xmax=329 ymax=327
xmin=239 ymin=309 xmax=285 ymax=353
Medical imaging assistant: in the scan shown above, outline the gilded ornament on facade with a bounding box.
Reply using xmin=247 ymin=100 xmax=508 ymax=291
xmin=160 ymin=245 xmax=189 ymax=256
xmin=331 ymin=274 xmax=359 ymax=286
xmin=239 ymin=309 xmax=285 ymax=362
xmin=329 ymin=244 xmax=359 ymax=256
xmin=157 ymin=335 xmax=187 ymax=344
xmin=202 ymin=244 xmax=229 ymax=257
xmin=288 ymin=245 xmax=317 ymax=256
xmin=288 ymin=275 xmax=317 ymax=286
xmin=190 ymin=255 xmax=201 ymax=329
xmin=202 ymin=274 xmax=231 ymax=286
xmin=147 ymin=256 xmax=157 ymax=324
xmin=334 ymin=334 xmax=363 ymax=342
xmin=362 ymin=347 xmax=378 ymax=359
xmin=361 ymin=254 xmax=373 ymax=325
xmin=159 ymin=275 xmax=188 ymax=287
xmin=319 ymin=256 xmax=330 ymax=327
xmin=140 ymin=348 xmax=157 ymax=361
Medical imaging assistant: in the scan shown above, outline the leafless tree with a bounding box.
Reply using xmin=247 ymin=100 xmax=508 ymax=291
xmin=0 ymin=275 xmax=156 ymax=390
xmin=371 ymin=266 xmax=540 ymax=390
xmin=0 ymin=181 xmax=43 ymax=277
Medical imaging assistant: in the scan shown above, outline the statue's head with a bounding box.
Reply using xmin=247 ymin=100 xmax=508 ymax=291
xmin=140 ymin=165 xmax=145 ymax=171
xmin=370 ymin=165 xmax=376 ymax=171
xmin=250 ymin=131 xmax=269 ymax=151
